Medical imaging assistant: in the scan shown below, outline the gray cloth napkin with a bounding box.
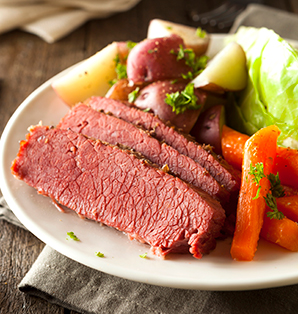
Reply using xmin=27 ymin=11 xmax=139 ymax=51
xmin=2 ymin=3 xmax=298 ymax=314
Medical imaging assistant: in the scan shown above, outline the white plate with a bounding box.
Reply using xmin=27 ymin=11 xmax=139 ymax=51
xmin=2 ymin=34 xmax=298 ymax=291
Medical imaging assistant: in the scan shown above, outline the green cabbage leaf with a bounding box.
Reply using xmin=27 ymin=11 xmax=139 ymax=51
xmin=227 ymin=26 xmax=298 ymax=148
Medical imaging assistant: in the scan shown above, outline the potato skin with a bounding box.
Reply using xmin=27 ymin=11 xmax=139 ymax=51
xmin=190 ymin=104 xmax=225 ymax=155
xmin=105 ymin=79 xmax=136 ymax=101
xmin=126 ymin=35 xmax=192 ymax=84
xmin=134 ymin=80 xmax=206 ymax=133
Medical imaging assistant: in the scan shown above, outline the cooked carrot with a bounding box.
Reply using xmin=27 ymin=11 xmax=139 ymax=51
xmin=283 ymin=185 xmax=298 ymax=196
xmin=276 ymin=195 xmax=298 ymax=223
xmin=230 ymin=125 xmax=280 ymax=261
xmin=274 ymin=146 xmax=298 ymax=189
xmin=221 ymin=125 xmax=249 ymax=170
xmin=261 ymin=214 xmax=298 ymax=252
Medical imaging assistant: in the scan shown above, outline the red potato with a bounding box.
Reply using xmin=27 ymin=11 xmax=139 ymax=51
xmin=126 ymin=35 xmax=192 ymax=84
xmin=134 ymin=80 xmax=206 ymax=133
xmin=190 ymin=105 xmax=225 ymax=155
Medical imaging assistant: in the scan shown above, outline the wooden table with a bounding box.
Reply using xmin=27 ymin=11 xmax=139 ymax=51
xmin=0 ymin=0 xmax=297 ymax=313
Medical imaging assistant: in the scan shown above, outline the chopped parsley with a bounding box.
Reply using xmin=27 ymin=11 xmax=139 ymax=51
xmin=95 ymin=251 xmax=105 ymax=258
xmin=267 ymin=172 xmax=285 ymax=198
xmin=139 ymin=252 xmax=147 ymax=259
xmin=171 ymin=45 xmax=208 ymax=79
xmin=165 ymin=83 xmax=200 ymax=114
xmin=128 ymin=87 xmax=140 ymax=103
xmin=248 ymin=162 xmax=266 ymax=200
xmin=264 ymin=193 xmax=285 ymax=220
xmin=196 ymin=27 xmax=207 ymax=38
xmin=66 ymin=232 xmax=80 ymax=241
xmin=126 ymin=40 xmax=137 ymax=50
xmin=248 ymin=162 xmax=285 ymax=220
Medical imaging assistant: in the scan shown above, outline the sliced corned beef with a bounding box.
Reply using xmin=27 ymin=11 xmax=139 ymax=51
xmin=85 ymin=96 xmax=241 ymax=193
xmin=11 ymin=125 xmax=226 ymax=259
xmin=57 ymin=103 xmax=229 ymax=203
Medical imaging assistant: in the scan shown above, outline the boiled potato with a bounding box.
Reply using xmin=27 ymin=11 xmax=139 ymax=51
xmin=105 ymin=78 xmax=136 ymax=101
xmin=190 ymin=104 xmax=225 ymax=155
xmin=191 ymin=42 xmax=247 ymax=93
xmin=147 ymin=19 xmax=210 ymax=56
xmin=126 ymin=35 xmax=192 ymax=84
xmin=134 ymin=80 xmax=206 ymax=133
xmin=52 ymin=42 xmax=119 ymax=106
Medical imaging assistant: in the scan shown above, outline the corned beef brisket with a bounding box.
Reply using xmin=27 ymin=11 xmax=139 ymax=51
xmin=85 ymin=96 xmax=241 ymax=193
xmin=11 ymin=125 xmax=226 ymax=259
xmin=57 ymin=103 xmax=229 ymax=203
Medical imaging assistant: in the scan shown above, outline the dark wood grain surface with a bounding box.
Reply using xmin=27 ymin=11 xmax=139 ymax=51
xmin=1 ymin=0 xmax=297 ymax=313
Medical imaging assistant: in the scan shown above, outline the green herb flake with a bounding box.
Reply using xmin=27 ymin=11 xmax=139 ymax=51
xmin=264 ymin=193 xmax=285 ymax=220
xmin=126 ymin=41 xmax=137 ymax=50
xmin=143 ymin=108 xmax=151 ymax=112
xmin=196 ymin=27 xmax=206 ymax=38
xmin=165 ymin=83 xmax=200 ymax=115
xmin=166 ymin=26 xmax=173 ymax=30
xmin=171 ymin=45 xmax=208 ymax=78
xmin=95 ymin=251 xmax=105 ymax=258
xmin=267 ymin=172 xmax=285 ymax=198
xmin=66 ymin=232 xmax=80 ymax=241
xmin=128 ymin=87 xmax=140 ymax=103
xmin=248 ymin=162 xmax=285 ymax=220
xmin=248 ymin=162 xmax=266 ymax=199
xmin=139 ymin=253 xmax=147 ymax=259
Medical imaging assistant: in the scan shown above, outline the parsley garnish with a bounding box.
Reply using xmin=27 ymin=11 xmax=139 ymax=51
xmin=126 ymin=41 xmax=137 ymax=50
xmin=248 ymin=162 xmax=285 ymax=220
xmin=248 ymin=162 xmax=266 ymax=200
xmin=128 ymin=87 xmax=140 ymax=103
xmin=267 ymin=172 xmax=285 ymax=198
xmin=95 ymin=251 xmax=105 ymax=258
xmin=139 ymin=253 xmax=147 ymax=259
xmin=171 ymin=45 xmax=208 ymax=79
xmin=264 ymin=193 xmax=285 ymax=220
xmin=66 ymin=232 xmax=80 ymax=241
xmin=165 ymin=83 xmax=200 ymax=114
xmin=196 ymin=27 xmax=207 ymax=38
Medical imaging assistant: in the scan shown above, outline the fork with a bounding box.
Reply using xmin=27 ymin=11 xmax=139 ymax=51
xmin=189 ymin=0 xmax=262 ymax=30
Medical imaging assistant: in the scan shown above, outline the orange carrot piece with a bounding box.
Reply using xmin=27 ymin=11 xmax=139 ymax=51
xmin=230 ymin=125 xmax=280 ymax=261
xmin=276 ymin=195 xmax=298 ymax=223
xmin=221 ymin=125 xmax=249 ymax=170
xmin=274 ymin=146 xmax=298 ymax=189
xmin=261 ymin=214 xmax=298 ymax=252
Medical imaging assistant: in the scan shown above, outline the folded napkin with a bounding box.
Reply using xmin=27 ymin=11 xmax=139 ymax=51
xmin=0 ymin=0 xmax=141 ymax=43
xmin=2 ymin=3 xmax=298 ymax=314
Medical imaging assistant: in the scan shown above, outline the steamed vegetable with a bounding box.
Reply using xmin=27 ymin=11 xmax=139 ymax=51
xmin=230 ymin=125 xmax=280 ymax=261
xmin=190 ymin=104 xmax=225 ymax=155
xmin=134 ymin=80 xmax=206 ymax=133
xmin=229 ymin=26 xmax=298 ymax=148
xmin=261 ymin=215 xmax=298 ymax=252
xmin=191 ymin=42 xmax=247 ymax=93
xmin=147 ymin=19 xmax=210 ymax=56
xmin=126 ymin=35 xmax=192 ymax=84
xmin=52 ymin=42 xmax=119 ymax=106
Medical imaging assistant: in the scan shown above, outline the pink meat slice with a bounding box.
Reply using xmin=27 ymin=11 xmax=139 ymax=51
xmin=11 ymin=125 xmax=226 ymax=259
xmin=85 ymin=96 xmax=241 ymax=193
xmin=57 ymin=103 xmax=229 ymax=203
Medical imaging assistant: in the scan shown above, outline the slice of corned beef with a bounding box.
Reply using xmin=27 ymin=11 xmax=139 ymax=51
xmin=11 ymin=125 xmax=225 ymax=259
xmin=85 ymin=96 xmax=241 ymax=193
xmin=57 ymin=103 xmax=229 ymax=203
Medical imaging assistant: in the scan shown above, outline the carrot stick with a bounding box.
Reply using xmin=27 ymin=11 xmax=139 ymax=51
xmin=275 ymin=195 xmax=298 ymax=223
xmin=221 ymin=125 xmax=249 ymax=170
xmin=230 ymin=125 xmax=280 ymax=261
xmin=274 ymin=146 xmax=298 ymax=189
xmin=261 ymin=214 xmax=298 ymax=252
